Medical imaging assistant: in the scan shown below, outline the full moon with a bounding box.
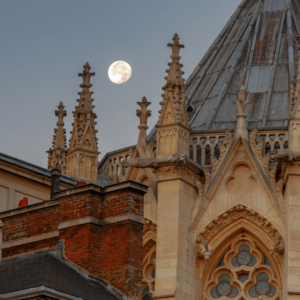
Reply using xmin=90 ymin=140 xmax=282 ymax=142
xmin=108 ymin=61 xmax=132 ymax=84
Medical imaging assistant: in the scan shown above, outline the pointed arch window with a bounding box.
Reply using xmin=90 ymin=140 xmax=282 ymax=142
xmin=196 ymin=145 xmax=202 ymax=165
xmin=189 ymin=146 xmax=194 ymax=160
xmin=205 ymin=146 xmax=211 ymax=165
xmin=214 ymin=145 xmax=220 ymax=160
xmin=265 ymin=143 xmax=271 ymax=154
xmin=204 ymin=238 xmax=280 ymax=300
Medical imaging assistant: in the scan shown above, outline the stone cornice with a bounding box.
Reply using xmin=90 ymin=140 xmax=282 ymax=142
xmin=1 ymin=231 xmax=59 ymax=250
xmin=0 ymin=181 xmax=148 ymax=219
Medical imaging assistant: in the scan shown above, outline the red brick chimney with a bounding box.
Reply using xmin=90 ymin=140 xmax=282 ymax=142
xmin=0 ymin=181 xmax=147 ymax=300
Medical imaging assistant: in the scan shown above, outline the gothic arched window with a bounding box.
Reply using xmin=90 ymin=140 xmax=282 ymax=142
xmin=214 ymin=145 xmax=220 ymax=160
xmin=205 ymin=238 xmax=280 ymax=300
xmin=143 ymin=243 xmax=156 ymax=300
xmin=189 ymin=146 xmax=194 ymax=160
xmin=196 ymin=145 xmax=202 ymax=165
xmin=205 ymin=146 xmax=211 ymax=165
xmin=265 ymin=143 xmax=271 ymax=154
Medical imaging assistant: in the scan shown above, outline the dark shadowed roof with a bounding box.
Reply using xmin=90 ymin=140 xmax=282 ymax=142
xmin=0 ymin=253 xmax=119 ymax=300
xmin=185 ymin=0 xmax=300 ymax=131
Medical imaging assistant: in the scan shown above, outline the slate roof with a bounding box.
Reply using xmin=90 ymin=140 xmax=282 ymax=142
xmin=185 ymin=0 xmax=300 ymax=131
xmin=97 ymin=174 xmax=114 ymax=184
xmin=0 ymin=152 xmax=78 ymax=186
xmin=0 ymin=253 xmax=119 ymax=300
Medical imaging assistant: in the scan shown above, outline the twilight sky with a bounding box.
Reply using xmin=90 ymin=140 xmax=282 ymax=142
xmin=0 ymin=0 xmax=241 ymax=167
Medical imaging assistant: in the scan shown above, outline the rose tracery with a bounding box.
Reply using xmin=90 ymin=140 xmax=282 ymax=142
xmin=205 ymin=238 xmax=280 ymax=300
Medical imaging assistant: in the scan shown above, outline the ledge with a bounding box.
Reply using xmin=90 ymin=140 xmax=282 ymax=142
xmin=55 ymin=181 xmax=148 ymax=198
xmin=152 ymin=289 xmax=176 ymax=299
xmin=0 ymin=199 xmax=59 ymax=219
xmin=1 ymin=231 xmax=59 ymax=250
xmin=58 ymin=214 xmax=145 ymax=230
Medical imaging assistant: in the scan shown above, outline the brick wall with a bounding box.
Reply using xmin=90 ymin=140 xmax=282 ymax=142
xmin=0 ymin=182 xmax=146 ymax=299
xmin=2 ymin=205 xmax=59 ymax=243
xmin=100 ymin=221 xmax=143 ymax=298
xmin=102 ymin=190 xmax=144 ymax=218
xmin=60 ymin=224 xmax=101 ymax=277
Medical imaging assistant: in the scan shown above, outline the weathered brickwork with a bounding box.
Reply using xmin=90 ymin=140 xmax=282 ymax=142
xmin=59 ymin=192 xmax=101 ymax=222
xmin=2 ymin=205 xmax=59 ymax=242
xmin=100 ymin=221 xmax=143 ymax=298
xmin=0 ymin=183 xmax=146 ymax=299
xmin=2 ymin=237 xmax=59 ymax=259
xmin=102 ymin=190 xmax=144 ymax=218
xmin=60 ymin=224 xmax=101 ymax=277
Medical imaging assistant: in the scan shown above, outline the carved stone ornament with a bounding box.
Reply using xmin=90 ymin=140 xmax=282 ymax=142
xmin=122 ymin=152 xmax=190 ymax=169
xmin=196 ymin=243 xmax=213 ymax=260
xmin=153 ymin=165 xmax=200 ymax=186
xmin=208 ymin=129 xmax=233 ymax=177
xmin=197 ymin=205 xmax=281 ymax=244
xmin=274 ymin=149 xmax=300 ymax=161
xmin=137 ymin=97 xmax=152 ymax=126
xmin=249 ymin=128 xmax=264 ymax=161
xmin=136 ymin=96 xmax=152 ymax=150
xmin=196 ymin=181 xmax=204 ymax=202
xmin=144 ymin=219 xmax=157 ymax=234
xmin=269 ymin=232 xmax=285 ymax=255
xmin=158 ymin=33 xmax=188 ymax=127
xmin=47 ymin=101 xmax=68 ymax=174
xmin=249 ymin=128 xmax=277 ymax=177
xmin=233 ymin=85 xmax=251 ymax=117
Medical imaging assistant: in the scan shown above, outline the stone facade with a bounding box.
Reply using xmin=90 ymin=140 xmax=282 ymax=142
xmin=1 ymin=0 xmax=300 ymax=299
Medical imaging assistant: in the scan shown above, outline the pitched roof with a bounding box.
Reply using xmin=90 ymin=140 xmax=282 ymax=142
xmin=185 ymin=0 xmax=300 ymax=131
xmin=0 ymin=253 xmax=120 ymax=300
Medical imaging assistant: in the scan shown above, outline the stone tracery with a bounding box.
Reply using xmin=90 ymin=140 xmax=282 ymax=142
xmin=197 ymin=205 xmax=281 ymax=246
xmin=204 ymin=238 xmax=280 ymax=300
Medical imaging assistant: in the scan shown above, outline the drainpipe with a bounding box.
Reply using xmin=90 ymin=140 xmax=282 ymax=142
xmin=51 ymin=157 xmax=61 ymax=200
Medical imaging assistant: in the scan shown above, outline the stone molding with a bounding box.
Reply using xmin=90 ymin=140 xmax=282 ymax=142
xmin=144 ymin=218 xmax=157 ymax=234
xmin=1 ymin=214 xmax=144 ymax=250
xmin=102 ymin=214 xmax=145 ymax=225
xmin=197 ymin=205 xmax=282 ymax=246
xmin=1 ymin=231 xmax=59 ymax=250
xmin=58 ymin=216 xmax=103 ymax=230
xmin=152 ymin=289 xmax=176 ymax=299
xmin=153 ymin=165 xmax=200 ymax=187
xmin=58 ymin=215 xmax=145 ymax=231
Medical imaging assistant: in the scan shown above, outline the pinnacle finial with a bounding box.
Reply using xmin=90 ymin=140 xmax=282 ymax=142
xmin=47 ymin=102 xmax=67 ymax=173
xmin=136 ymin=96 xmax=152 ymax=125
xmin=83 ymin=62 xmax=91 ymax=72
xmin=167 ymin=33 xmax=184 ymax=58
xmin=233 ymin=85 xmax=251 ymax=118
xmin=136 ymin=96 xmax=152 ymax=149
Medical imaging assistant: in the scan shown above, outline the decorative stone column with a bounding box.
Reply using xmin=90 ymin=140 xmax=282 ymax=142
xmin=281 ymin=34 xmax=300 ymax=298
xmin=122 ymin=34 xmax=204 ymax=300
xmin=153 ymin=34 xmax=201 ymax=300
xmin=282 ymin=162 xmax=300 ymax=298
xmin=153 ymin=161 xmax=201 ymax=300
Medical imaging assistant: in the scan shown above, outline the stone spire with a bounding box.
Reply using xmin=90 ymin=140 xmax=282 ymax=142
xmin=66 ymin=63 xmax=99 ymax=181
xmin=158 ymin=33 xmax=188 ymax=127
xmin=47 ymin=102 xmax=67 ymax=174
xmin=156 ymin=34 xmax=189 ymax=158
xmin=289 ymin=35 xmax=300 ymax=151
xmin=136 ymin=96 xmax=151 ymax=150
